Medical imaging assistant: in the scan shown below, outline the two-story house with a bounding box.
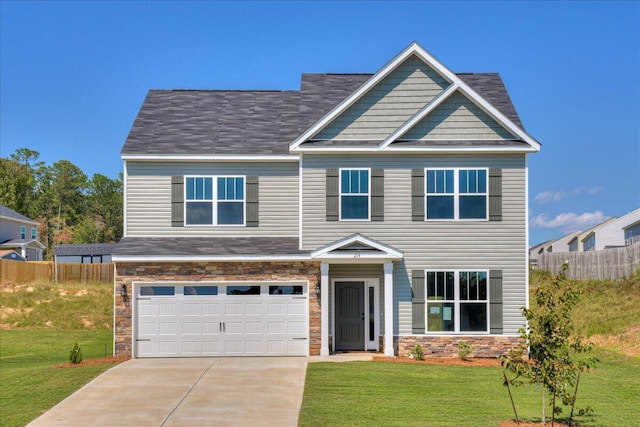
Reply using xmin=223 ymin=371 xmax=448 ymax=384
xmin=113 ymin=42 xmax=540 ymax=359
xmin=0 ymin=204 xmax=45 ymax=261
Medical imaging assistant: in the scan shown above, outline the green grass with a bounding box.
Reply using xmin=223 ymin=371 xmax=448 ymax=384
xmin=0 ymin=281 xmax=116 ymax=426
xmin=0 ymin=329 xmax=117 ymax=427
xmin=299 ymin=352 xmax=640 ymax=426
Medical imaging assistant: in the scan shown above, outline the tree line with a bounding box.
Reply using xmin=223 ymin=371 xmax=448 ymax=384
xmin=0 ymin=148 xmax=123 ymax=259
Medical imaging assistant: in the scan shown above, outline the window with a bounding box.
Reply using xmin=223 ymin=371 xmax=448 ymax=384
xmin=184 ymin=286 xmax=218 ymax=296
xmin=31 ymin=228 xmax=37 ymax=239
xmin=568 ymin=239 xmax=578 ymax=252
xmin=185 ymin=176 xmax=244 ymax=225
xmin=583 ymin=235 xmax=595 ymax=251
xmin=226 ymin=285 xmax=260 ymax=295
xmin=340 ymin=169 xmax=369 ymax=220
xmin=625 ymin=224 xmax=640 ymax=246
xmin=20 ymin=226 xmax=26 ymax=239
xmin=425 ymin=270 xmax=488 ymax=333
xmin=269 ymin=285 xmax=303 ymax=295
xmin=140 ymin=286 xmax=175 ymax=296
xmin=425 ymin=168 xmax=487 ymax=220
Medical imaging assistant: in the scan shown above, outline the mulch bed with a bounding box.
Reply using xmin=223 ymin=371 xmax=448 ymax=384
xmin=373 ymin=355 xmax=502 ymax=367
xmin=52 ymin=355 xmax=130 ymax=369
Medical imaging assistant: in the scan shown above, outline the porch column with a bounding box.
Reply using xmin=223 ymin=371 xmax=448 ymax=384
xmin=320 ymin=262 xmax=330 ymax=356
xmin=20 ymin=244 xmax=27 ymax=259
xmin=384 ymin=261 xmax=395 ymax=356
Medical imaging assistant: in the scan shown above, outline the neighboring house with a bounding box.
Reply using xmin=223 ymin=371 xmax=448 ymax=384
xmin=0 ymin=250 xmax=26 ymax=261
xmin=528 ymin=239 xmax=553 ymax=266
xmin=54 ymin=243 xmax=116 ymax=264
xmin=0 ymin=204 xmax=45 ymax=261
xmin=567 ymin=217 xmax=618 ymax=252
xmin=581 ymin=208 xmax=640 ymax=251
xmin=113 ymin=42 xmax=541 ymax=359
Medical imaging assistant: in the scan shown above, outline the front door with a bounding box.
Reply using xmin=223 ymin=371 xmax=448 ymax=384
xmin=335 ymin=281 xmax=365 ymax=351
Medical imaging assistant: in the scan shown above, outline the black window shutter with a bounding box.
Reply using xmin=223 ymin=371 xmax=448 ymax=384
xmin=412 ymin=269 xmax=425 ymax=334
xmin=411 ymin=169 xmax=425 ymax=221
xmin=246 ymin=176 xmax=259 ymax=227
xmin=489 ymin=269 xmax=503 ymax=334
xmin=489 ymin=168 xmax=502 ymax=221
xmin=326 ymin=168 xmax=339 ymax=221
xmin=171 ymin=175 xmax=184 ymax=227
xmin=371 ymin=168 xmax=384 ymax=222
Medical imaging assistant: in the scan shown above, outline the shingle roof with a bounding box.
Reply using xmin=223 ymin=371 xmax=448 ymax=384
xmin=121 ymin=72 xmax=525 ymax=156
xmin=0 ymin=205 xmax=37 ymax=223
xmin=54 ymin=243 xmax=117 ymax=256
xmin=113 ymin=237 xmax=308 ymax=257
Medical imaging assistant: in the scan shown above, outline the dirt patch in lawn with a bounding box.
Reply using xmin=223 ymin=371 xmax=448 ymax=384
xmin=373 ymin=355 xmax=502 ymax=367
xmin=53 ymin=355 xmax=130 ymax=369
xmin=589 ymin=325 xmax=640 ymax=358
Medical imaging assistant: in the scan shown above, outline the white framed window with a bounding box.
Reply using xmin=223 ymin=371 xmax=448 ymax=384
xmin=185 ymin=176 xmax=245 ymax=226
xmin=20 ymin=226 xmax=26 ymax=239
xmin=31 ymin=227 xmax=37 ymax=239
xmin=425 ymin=270 xmax=489 ymax=333
xmin=425 ymin=168 xmax=488 ymax=220
xmin=340 ymin=168 xmax=370 ymax=220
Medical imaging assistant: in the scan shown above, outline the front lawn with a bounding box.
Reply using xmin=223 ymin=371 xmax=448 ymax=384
xmin=299 ymin=351 xmax=640 ymax=426
xmin=0 ymin=329 xmax=117 ymax=427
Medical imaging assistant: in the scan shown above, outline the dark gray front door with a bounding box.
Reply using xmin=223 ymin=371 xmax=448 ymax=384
xmin=335 ymin=281 xmax=365 ymax=351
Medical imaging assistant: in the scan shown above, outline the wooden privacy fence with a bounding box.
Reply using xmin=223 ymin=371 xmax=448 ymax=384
xmin=0 ymin=260 xmax=114 ymax=284
xmin=538 ymin=244 xmax=640 ymax=280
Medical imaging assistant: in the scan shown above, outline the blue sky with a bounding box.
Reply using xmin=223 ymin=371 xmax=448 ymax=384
xmin=1 ymin=1 xmax=638 ymax=246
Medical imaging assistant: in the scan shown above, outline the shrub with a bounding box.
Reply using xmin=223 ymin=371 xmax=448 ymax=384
xmin=69 ymin=342 xmax=83 ymax=364
xmin=457 ymin=341 xmax=472 ymax=360
xmin=409 ymin=344 xmax=424 ymax=360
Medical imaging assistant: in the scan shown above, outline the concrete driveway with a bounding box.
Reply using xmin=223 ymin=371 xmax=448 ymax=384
xmin=28 ymin=357 xmax=308 ymax=427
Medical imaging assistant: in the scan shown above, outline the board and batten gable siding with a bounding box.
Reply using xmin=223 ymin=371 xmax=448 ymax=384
xmin=314 ymin=55 xmax=450 ymax=141
xmin=300 ymin=154 xmax=527 ymax=335
xmin=401 ymin=92 xmax=516 ymax=140
xmin=125 ymin=161 xmax=299 ymax=237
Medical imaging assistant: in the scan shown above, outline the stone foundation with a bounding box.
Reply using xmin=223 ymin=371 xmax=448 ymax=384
xmin=396 ymin=335 xmax=521 ymax=358
xmin=114 ymin=261 xmax=320 ymax=358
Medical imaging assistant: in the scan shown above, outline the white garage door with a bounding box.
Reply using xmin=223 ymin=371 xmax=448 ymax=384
xmin=135 ymin=283 xmax=308 ymax=357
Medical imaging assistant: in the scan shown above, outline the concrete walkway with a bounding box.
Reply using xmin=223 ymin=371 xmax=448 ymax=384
xmin=28 ymin=357 xmax=308 ymax=427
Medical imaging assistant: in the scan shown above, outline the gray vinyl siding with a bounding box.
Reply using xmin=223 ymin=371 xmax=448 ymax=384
xmin=402 ymin=92 xmax=516 ymax=140
xmin=0 ymin=218 xmax=36 ymax=242
xmin=125 ymin=161 xmax=299 ymax=237
xmin=301 ymin=154 xmax=527 ymax=335
xmin=314 ymin=55 xmax=449 ymax=140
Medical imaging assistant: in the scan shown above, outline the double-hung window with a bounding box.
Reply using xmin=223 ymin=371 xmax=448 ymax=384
xmin=185 ymin=176 xmax=245 ymax=225
xmin=20 ymin=226 xmax=26 ymax=239
xmin=425 ymin=168 xmax=487 ymax=220
xmin=31 ymin=228 xmax=37 ymax=239
xmin=340 ymin=169 xmax=370 ymax=220
xmin=426 ymin=270 xmax=488 ymax=333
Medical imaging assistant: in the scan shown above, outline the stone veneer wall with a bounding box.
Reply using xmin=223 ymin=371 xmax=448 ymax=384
xmin=396 ymin=335 xmax=521 ymax=358
xmin=114 ymin=261 xmax=320 ymax=358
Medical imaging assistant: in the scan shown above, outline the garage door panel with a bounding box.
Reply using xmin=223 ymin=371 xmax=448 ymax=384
xmin=135 ymin=283 xmax=308 ymax=357
xmin=182 ymin=303 xmax=201 ymax=315
xmin=158 ymin=303 xmax=177 ymax=315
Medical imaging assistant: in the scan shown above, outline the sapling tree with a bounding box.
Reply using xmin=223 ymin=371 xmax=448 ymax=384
xmin=500 ymin=263 xmax=597 ymax=426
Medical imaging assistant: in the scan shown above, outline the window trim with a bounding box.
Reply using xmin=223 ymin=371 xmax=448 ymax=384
xmin=30 ymin=227 xmax=37 ymax=240
xmin=424 ymin=269 xmax=490 ymax=334
xmin=424 ymin=167 xmax=489 ymax=221
xmin=339 ymin=167 xmax=371 ymax=221
xmin=184 ymin=175 xmax=246 ymax=227
xmin=20 ymin=226 xmax=26 ymax=239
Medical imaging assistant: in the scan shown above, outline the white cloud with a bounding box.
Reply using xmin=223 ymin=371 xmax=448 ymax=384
xmin=530 ymin=210 xmax=609 ymax=231
xmin=573 ymin=186 xmax=603 ymax=195
xmin=534 ymin=191 xmax=566 ymax=204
